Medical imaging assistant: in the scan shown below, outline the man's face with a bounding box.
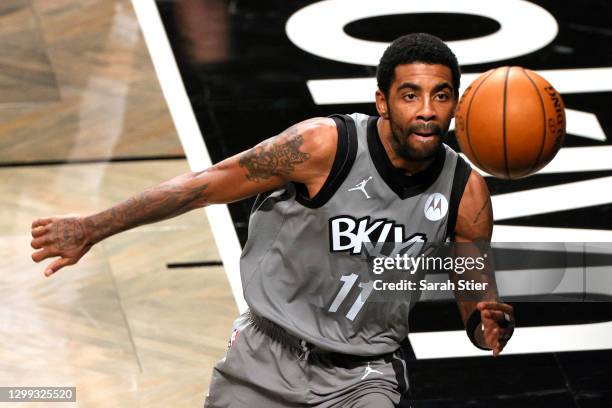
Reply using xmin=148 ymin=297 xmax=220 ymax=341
xmin=378 ymin=63 xmax=457 ymax=162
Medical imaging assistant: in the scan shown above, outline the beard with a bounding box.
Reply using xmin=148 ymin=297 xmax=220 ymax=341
xmin=388 ymin=109 xmax=448 ymax=162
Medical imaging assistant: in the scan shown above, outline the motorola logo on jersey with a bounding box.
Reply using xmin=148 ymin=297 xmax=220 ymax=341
xmin=329 ymin=215 xmax=427 ymax=257
xmin=424 ymin=193 xmax=448 ymax=221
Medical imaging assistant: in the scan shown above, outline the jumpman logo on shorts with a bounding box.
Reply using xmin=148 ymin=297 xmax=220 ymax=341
xmin=361 ymin=362 xmax=383 ymax=379
xmin=348 ymin=176 xmax=373 ymax=199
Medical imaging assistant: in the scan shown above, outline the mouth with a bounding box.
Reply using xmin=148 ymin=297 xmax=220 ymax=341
xmin=409 ymin=123 xmax=442 ymax=138
xmin=411 ymin=131 xmax=439 ymax=139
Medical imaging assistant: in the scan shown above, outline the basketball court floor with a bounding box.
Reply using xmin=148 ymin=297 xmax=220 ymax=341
xmin=1 ymin=0 xmax=611 ymax=407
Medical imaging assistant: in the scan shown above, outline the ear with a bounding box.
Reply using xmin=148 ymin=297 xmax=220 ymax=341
xmin=375 ymin=89 xmax=389 ymax=119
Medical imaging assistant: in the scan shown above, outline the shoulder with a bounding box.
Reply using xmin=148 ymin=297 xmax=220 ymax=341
xmin=236 ymin=117 xmax=340 ymax=185
xmin=279 ymin=117 xmax=341 ymax=178
xmin=291 ymin=117 xmax=338 ymax=156
xmin=454 ymin=170 xmax=493 ymax=242
xmin=245 ymin=116 xmax=338 ymax=161
xmin=462 ymin=170 xmax=490 ymax=203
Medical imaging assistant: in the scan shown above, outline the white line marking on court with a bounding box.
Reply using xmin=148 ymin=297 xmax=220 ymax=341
xmin=131 ymin=0 xmax=247 ymax=313
xmin=533 ymin=145 xmax=612 ymax=174
xmin=493 ymin=225 xmax=612 ymax=242
xmin=286 ymin=0 xmax=558 ymax=67
xmin=562 ymin=109 xmax=606 ymax=141
xmin=536 ymin=67 xmax=612 ymax=94
xmin=462 ymin=145 xmax=612 ymax=177
xmin=409 ymin=321 xmax=612 ymax=359
xmin=491 ymin=176 xmax=612 ymax=221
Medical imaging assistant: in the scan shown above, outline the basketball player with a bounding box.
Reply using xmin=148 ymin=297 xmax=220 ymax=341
xmin=31 ymin=34 xmax=515 ymax=407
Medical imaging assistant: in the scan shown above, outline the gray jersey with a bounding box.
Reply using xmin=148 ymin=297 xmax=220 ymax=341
xmin=240 ymin=113 xmax=471 ymax=356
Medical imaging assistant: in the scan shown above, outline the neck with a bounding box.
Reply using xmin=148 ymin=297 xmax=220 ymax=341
xmin=377 ymin=117 xmax=435 ymax=176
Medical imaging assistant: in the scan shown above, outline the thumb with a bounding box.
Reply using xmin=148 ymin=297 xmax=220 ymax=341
xmin=45 ymin=257 xmax=74 ymax=277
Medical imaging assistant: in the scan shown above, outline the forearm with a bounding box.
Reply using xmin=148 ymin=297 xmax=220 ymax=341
xmin=84 ymin=172 xmax=209 ymax=243
xmin=455 ymin=263 xmax=502 ymax=350
xmin=452 ymin=171 xmax=514 ymax=353
xmin=456 ymin=278 xmax=499 ymax=348
xmin=452 ymin=244 xmax=499 ymax=349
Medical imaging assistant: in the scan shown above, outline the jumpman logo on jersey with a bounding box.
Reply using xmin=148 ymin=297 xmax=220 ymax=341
xmin=348 ymin=176 xmax=373 ymax=199
xmin=361 ymin=362 xmax=383 ymax=379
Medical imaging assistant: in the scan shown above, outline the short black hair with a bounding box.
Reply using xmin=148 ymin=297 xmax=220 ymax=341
xmin=376 ymin=33 xmax=460 ymax=97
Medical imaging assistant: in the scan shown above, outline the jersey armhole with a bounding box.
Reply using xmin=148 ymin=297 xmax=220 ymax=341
xmin=446 ymin=155 xmax=472 ymax=240
xmin=294 ymin=114 xmax=358 ymax=208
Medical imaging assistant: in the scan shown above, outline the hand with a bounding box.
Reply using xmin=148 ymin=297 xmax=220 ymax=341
xmin=477 ymin=301 xmax=515 ymax=357
xmin=30 ymin=215 xmax=93 ymax=277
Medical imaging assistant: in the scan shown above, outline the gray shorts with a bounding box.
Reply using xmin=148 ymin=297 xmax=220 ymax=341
xmin=204 ymin=313 xmax=412 ymax=408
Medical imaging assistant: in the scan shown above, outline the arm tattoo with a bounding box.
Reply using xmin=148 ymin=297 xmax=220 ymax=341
xmin=85 ymin=181 xmax=209 ymax=243
xmin=238 ymin=126 xmax=311 ymax=182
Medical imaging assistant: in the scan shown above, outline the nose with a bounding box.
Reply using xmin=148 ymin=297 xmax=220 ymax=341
xmin=416 ymin=99 xmax=436 ymax=122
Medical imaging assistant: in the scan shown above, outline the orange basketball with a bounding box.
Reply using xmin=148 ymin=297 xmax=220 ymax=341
xmin=454 ymin=66 xmax=566 ymax=179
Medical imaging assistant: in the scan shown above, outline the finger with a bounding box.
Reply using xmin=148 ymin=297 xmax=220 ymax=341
xmin=30 ymin=236 xmax=49 ymax=249
xmin=498 ymin=327 xmax=514 ymax=342
xmin=477 ymin=301 xmax=513 ymax=312
xmin=483 ymin=310 xmax=514 ymax=326
xmin=492 ymin=329 xmax=501 ymax=356
xmin=496 ymin=327 xmax=514 ymax=353
xmin=32 ymin=218 xmax=53 ymax=228
xmin=491 ymin=327 xmax=499 ymax=341
xmin=486 ymin=327 xmax=502 ymax=348
xmin=31 ymin=226 xmax=47 ymax=238
xmin=477 ymin=301 xmax=514 ymax=314
xmin=482 ymin=311 xmax=510 ymax=330
xmin=31 ymin=247 xmax=60 ymax=263
xmin=45 ymin=258 xmax=74 ymax=277
xmin=482 ymin=310 xmax=504 ymax=320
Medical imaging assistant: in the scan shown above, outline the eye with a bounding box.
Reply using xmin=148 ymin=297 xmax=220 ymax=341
xmin=435 ymin=93 xmax=450 ymax=101
xmin=403 ymin=93 xmax=417 ymax=101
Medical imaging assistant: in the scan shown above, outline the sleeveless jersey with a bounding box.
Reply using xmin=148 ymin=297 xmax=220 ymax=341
xmin=240 ymin=113 xmax=471 ymax=356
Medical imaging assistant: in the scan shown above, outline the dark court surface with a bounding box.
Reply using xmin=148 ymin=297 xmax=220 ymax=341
xmin=156 ymin=1 xmax=612 ymax=406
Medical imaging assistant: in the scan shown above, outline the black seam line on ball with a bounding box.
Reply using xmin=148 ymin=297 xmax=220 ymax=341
xmin=522 ymin=68 xmax=548 ymax=177
xmin=465 ymin=68 xmax=496 ymax=175
xmin=502 ymin=66 xmax=511 ymax=179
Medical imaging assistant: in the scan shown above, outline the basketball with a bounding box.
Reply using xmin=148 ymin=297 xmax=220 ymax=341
xmin=454 ymin=66 xmax=566 ymax=179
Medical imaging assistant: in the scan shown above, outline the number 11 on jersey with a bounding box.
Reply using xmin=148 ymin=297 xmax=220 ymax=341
xmin=328 ymin=273 xmax=374 ymax=321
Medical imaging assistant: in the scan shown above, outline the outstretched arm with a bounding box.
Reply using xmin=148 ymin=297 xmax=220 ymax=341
xmin=452 ymin=170 xmax=515 ymax=356
xmin=31 ymin=117 xmax=337 ymax=276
